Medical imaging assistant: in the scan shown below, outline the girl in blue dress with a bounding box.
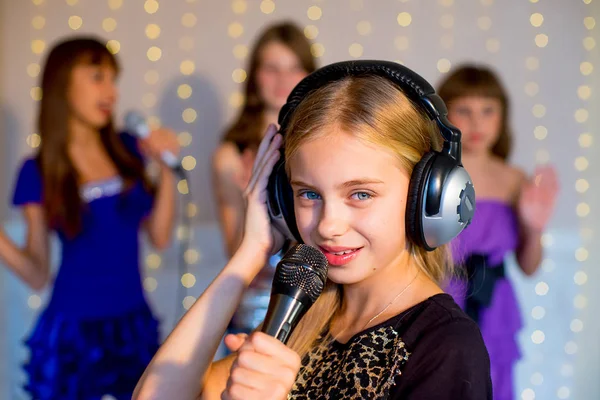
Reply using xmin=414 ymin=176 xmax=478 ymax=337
xmin=0 ymin=37 xmax=179 ymax=399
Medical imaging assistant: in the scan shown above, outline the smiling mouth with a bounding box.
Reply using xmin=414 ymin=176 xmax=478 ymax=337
xmin=331 ymin=249 xmax=356 ymax=255
xmin=319 ymin=246 xmax=363 ymax=266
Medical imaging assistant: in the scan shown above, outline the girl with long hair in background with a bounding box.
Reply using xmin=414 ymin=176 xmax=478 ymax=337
xmin=212 ymin=21 xmax=316 ymax=335
xmin=0 ymin=36 xmax=179 ymax=399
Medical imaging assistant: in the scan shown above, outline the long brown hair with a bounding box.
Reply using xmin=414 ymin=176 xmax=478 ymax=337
xmin=281 ymin=76 xmax=453 ymax=359
xmin=36 ymin=37 xmax=152 ymax=237
xmin=222 ymin=21 xmax=316 ymax=151
xmin=437 ymin=65 xmax=512 ymax=160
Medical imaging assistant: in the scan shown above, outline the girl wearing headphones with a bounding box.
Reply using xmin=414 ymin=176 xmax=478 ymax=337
xmin=134 ymin=62 xmax=492 ymax=399
xmin=438 ymin=65 xmax=559 ymax=400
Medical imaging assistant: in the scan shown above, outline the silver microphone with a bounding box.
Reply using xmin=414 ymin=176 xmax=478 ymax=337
xmin=124 ymin=110 xmax=185 ymax=178
xmin=261 ymin=244 xmax=329 ymax=343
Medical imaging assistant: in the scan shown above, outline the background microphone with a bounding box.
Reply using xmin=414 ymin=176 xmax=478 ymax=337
xmin=124 ymin=110 xmax=186 ymax=178
xmin=262 ymin=244 xmax=329 ymax=344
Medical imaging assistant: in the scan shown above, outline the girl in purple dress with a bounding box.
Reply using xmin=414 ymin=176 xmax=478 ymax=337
xmin=438 ymin=65 xmax=559 ymax=400
xmin=0 ymin=37 xmax=179 ymax=399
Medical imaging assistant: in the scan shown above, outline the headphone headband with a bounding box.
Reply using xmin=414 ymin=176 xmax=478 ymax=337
xmin=278 ymin=60 xmax=462 ymax=161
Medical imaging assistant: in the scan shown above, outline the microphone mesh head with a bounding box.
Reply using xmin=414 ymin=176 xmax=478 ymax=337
xmin=274 ymin=244 xmax=329 ymax=304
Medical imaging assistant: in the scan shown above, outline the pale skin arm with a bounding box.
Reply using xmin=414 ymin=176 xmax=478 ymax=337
xmin=132 ymin=243 xmax=264 ymax=400
xmin=0 ymin=204 xmax=50 ymax=290
xmin=144 ymin=165 xmax=176 ymax=250
xmin=140 ymin=128 xmax=180 ymax=250
xmin=515 ymin=165 xmax=559 ymax=276
xmin=212 ymin=143 xmax=249 ymax=258
xmin=134 ymin=125 xmax=285 ymax=400
xmin=515 ymin=225 xmax=543 ymax=276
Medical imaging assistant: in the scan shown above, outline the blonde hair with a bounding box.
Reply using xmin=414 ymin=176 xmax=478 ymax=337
xmin=282 ymin=75 xmax=454 ymax=358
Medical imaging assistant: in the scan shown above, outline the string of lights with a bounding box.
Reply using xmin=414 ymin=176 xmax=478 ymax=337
xmin=520 ymin=1 xmax=552 ymax=399
xmin=179 ymin=0 xmax=200 ymax=312
xmin=141 ymin=0 xmax=162 ymax=299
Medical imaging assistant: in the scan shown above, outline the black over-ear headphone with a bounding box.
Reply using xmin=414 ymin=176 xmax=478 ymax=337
xmin=267 ymin=60 xmax=475 ymax=251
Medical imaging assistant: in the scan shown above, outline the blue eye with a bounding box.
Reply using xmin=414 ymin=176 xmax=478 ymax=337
xmin=299 ymin=191 xmax=321 ymax=200
xmin=352 ymin=192 xmax=372 ymax=201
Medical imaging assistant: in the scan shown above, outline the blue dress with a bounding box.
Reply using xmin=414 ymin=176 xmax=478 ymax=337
xmin=12 ymin=134 xmax=160 ymax=400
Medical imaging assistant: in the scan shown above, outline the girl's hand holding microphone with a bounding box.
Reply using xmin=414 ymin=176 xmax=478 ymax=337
xmin=138 ymin=127 xmax=181 ymax=171
xmin=221 ymin=331 xmax=301 ymax=400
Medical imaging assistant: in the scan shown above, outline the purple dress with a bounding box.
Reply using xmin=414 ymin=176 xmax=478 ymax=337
xmin=446 ymin=200 xmax=522 ymax=400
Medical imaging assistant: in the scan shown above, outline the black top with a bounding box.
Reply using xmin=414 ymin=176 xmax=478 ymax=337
xmin=289 ymin=294 xmax=492 ymax=399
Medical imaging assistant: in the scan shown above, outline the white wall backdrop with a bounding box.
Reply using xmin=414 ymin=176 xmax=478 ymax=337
xmin=0 ymin=0 xmax=598 ymax=399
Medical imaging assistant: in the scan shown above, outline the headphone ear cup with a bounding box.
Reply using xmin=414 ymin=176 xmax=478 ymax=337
xmin=406 ymin=151 xmax=436 ymax=249
xmin=266 ymin=154 xmax=303 ymax=243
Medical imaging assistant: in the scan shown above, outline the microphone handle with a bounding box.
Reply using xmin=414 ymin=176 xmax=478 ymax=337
xmin=160 ymin=151 xmax=183 ymax=172
xmin=262 ymin=293 xmax=307 ymax=344
xmin=129 ymin=124 xmax=186 ymax=179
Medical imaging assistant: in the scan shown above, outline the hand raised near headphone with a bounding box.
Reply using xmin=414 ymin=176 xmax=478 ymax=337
xmin=239 ymin=124 xmax=286 ymax=262
xmin=517 ymin=165 xmax=559 ymax=233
